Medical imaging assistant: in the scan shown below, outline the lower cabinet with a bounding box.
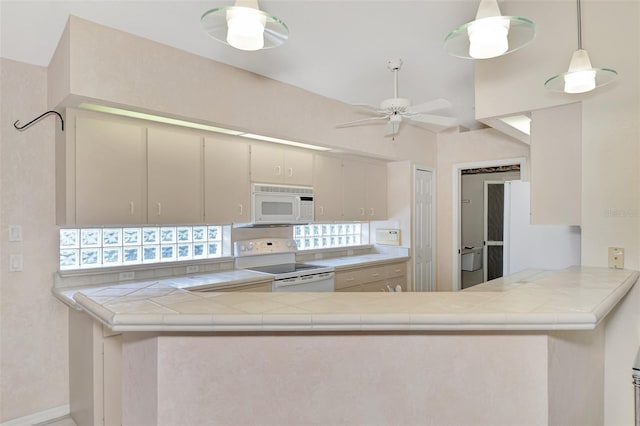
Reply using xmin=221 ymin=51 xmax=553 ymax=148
xmin=335 ymin=261 xmax=407 ymax=292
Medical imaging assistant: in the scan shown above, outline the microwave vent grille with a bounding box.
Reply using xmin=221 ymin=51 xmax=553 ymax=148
xmin=253 ymin=184 xmax=313 ymax=195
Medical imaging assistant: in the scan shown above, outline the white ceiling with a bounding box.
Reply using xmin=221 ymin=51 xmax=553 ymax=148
xmin=0 ymin=1 xmax=490 ymax=130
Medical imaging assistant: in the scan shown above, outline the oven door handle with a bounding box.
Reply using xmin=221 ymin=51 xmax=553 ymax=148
xmin=275 ymin=272 xmax=334 ymax=287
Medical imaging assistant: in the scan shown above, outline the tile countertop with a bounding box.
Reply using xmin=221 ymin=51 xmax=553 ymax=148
xmin=54 ymin=266 xmax=639 ymax=333
xmin=305 ymin=253 xmax=410 ymax=269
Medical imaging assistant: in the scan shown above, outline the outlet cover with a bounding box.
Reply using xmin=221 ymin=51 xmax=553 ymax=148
xmin=119 ymin=271 xmax=135 ymax=281
xmin=186 ymin=265 xmax=199 ymax=274
xmin=608 ymin=247 xmax=624 ymax=269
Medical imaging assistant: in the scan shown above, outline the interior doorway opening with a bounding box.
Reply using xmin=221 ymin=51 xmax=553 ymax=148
xmin=452 ymin=158 xmax=527 ymax=291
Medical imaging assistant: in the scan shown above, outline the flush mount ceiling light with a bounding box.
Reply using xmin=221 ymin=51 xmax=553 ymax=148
xmin=201 ymin=0 xmax=288 ymax=51
xmin=544 ymin=0 xmax=618 ymax=94
xmin=444 ymin=0 xmax=535 ymax=59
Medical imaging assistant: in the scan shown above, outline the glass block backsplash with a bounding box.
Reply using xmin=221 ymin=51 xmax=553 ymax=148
xmin=293 ymin=223 xmax=367 ymax=250
xmin=60 ymin=225 xmax=224 ymax=270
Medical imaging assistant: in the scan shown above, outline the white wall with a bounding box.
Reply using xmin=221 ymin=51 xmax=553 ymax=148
xmin=0 ymin=58 xmax=68 ymax=422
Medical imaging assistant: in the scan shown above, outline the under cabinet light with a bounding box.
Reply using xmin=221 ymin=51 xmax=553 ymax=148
xmin=77 ymin=103 xmax=331 ymax=151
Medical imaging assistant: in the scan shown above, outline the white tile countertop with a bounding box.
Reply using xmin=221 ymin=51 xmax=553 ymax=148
xmin=305 ymin=253 xmax=410 ymax=269
xmin=53 ymin=266 xmax=639 ymax=332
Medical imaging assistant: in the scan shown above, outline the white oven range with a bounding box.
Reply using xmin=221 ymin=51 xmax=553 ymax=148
xmin=234 ymin=238 xmax=335 ymax=292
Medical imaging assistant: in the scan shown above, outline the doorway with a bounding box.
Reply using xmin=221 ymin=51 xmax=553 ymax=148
xmin=452 ymin=158 xmax=526 ymax=291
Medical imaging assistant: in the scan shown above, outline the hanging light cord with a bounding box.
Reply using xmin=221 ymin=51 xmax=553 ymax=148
xmin=576 ymin=0 xmax=583 ymax=50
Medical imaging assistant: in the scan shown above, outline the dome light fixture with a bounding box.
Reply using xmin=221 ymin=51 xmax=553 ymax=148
xmin=201 ymin=0 xmax=288 ymax=51
xmin=444 ymin=0 xmax=535 ymax=60
xmin=544 ymin=0 xmax=618 ymax=94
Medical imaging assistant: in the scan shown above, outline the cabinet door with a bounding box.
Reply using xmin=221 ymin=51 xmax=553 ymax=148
xmin=366 ymin=162 xmax=388 ymax=220
xmin=204 ymin=136 xmax=250 ymax=223
xmin=283 ymin=148 xmax=313 ymax=185
xmin=147 ymin=127 xmax=203 ymax=224
xmin=75 ymin=116 xmax=146 ymax=225
xmin=313 ymin=154 xmax=343 ymax=221
xmin=342 ymin=159 xmax=367 ymax=220
xmin=250 ymin=143 xmax=283 ymax=183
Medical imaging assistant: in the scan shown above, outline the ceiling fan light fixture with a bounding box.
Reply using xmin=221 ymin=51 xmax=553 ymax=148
xmin=545 ymin=0 xmax=618 ymax=94
xmin=201 ymin=0 xmax=288 ymax=51
xmin=445 ymin=0 xmax=535 ymax=60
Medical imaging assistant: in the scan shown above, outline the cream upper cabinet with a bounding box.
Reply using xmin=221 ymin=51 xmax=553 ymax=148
xmin=313 ymin=154 xmax=343 ymax=221
xmin=342 ymin=158 xmax=368 ymax=220
xmin=365 ymin=162 xmax=388 ymax=220
xmin=147 ymin=127 xmax=203 ymax=224
xmin=204 ymin=135 xmax=250 ymax=223
xmin=250 ymin=143 xmax=313 ymax=185
xmin=75 ymin=115 xmax=147 ymax=225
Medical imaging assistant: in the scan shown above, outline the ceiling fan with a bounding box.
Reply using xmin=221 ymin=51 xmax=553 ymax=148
xmin=337 ymin=59 xmax=457 ymax=137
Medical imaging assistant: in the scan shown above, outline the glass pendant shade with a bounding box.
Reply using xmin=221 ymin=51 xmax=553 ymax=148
xmin=445 ymin=0 xmax=535 ymax=59
xmin=544 ymin=0 xmax=618 ymax=93
xmin=201 ymin=0 xmax=288 ymax=51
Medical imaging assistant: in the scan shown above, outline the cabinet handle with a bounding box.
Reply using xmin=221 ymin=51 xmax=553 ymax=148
xmin=129 ymin=201 xmax=135 ymax=216
xmin=238 ymin=204 xmax=243 ymax=215
xmin=276 ymin=165 xmax=282 ymax=176
xmin=320 ymin=206 xmax=324 ymax=216
xmin=346 ymin=277 xmax=355 ymax=282
xmin=369 ymin=208 xmax=374 ymax=216
xmin=393 ymin=269 xmax=401 ymax=273
xmin=288 ymin=167 xmax=293 ymax=177
xmin=156 ymin=202 xmax=162 ymax=216
xmin=371 ymin=273 xmax=381 ymax=277
xmin=360 ymin=208 xmax=365 ymax=216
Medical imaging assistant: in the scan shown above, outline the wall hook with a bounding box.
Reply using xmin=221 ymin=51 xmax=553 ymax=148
xmin=14 ymin=110 xmax=64 ymax=132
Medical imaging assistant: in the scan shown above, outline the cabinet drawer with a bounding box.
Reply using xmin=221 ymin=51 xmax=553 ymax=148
xmin=207 ymin=281 xmax=272 ymax=292
xmin=335 ymin=271 xmax=363 ymax=290
xmin=335 ymin=284 xmax=361 ymax=292
xmin=364 ymin=266 xmax=386 ymax=282
xmin=386 ymin=263 xmax=406 ymax=279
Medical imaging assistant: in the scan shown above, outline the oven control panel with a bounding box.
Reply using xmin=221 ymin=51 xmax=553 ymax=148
xmin=235 ymin=238 xmax=297 ymax=256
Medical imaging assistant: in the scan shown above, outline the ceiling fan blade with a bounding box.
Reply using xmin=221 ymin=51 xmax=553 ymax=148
xmin=407 ymin=113 xmax=457 ymax=128
xmin=385 ymin=120 xmax=400 ymax=136
xmin=349 ymin=104 xmax=386 ymax=115
xmin=405 ymin=98 xmax=452 ymax=114
xmin=336 ymin=116 xmax=390 ymax=128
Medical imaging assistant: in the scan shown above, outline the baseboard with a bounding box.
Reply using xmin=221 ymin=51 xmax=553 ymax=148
xmin=1 ymin=405 xmax=70 ymax=426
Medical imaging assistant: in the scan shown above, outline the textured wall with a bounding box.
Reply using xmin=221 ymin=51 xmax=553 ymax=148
xmin=0 ymin=58 xmax=68 ymax=421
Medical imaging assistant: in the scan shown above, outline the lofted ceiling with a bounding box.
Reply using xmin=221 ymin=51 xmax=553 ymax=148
xmin=0 ymin=1 xmax=510 ymax=131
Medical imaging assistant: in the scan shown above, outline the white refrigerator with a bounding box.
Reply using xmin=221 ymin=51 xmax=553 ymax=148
xmin=503 ymin=181 xmax=581 ymax=275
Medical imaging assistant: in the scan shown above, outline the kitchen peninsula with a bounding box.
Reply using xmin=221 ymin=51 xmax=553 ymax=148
xmin=55 ymin=266 xmax=638 ymax=426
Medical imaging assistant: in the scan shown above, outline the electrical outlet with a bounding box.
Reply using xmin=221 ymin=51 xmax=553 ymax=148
xmin=186 ymin=265 xmax=199 ymax=274
xmin=119 ymin=271 xmax=135 ymax=281
xmin=9 ymin=225 xmax=22 ymax=242
xmin=608 ymin=247 xmax=624 ymax=269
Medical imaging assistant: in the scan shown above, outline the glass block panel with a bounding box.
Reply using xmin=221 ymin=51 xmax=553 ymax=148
xmin=208 ymin=226 xmax=220 ymax=241
xmin=207 ymin=243 xmax=219 ymax=257
xmin=80 ymin=248 xmax=101 ymax=268
xmin=161 ymin=245 xmax=177 ymax=261
xmin=193 ymin=243 xmax=206 ymax=258
xmin=193 ymin=226 xmax=206 ymax=242
xmin=161 ymin=227 xmax=176 ymax=244
xmin=142 ymin=245 xmax=160 ymax=263
xmin=123 ymin=228 xmax=141 ymax=246
xmin=143 ymin=227 xmax=159 ymax=244
xmin=103 ymin=248 xmax=122 ymax=265
xmin=177 ymin=227 xmax=192 ymax=243
xmin=60 ymin=229 xmax=79 ymax=248
xmin=102 ymin=228 xmax=122 ymax=246
xmin=60 ymin=249 xmax=79 ymax=269
xmin=177 ymin=244 xmax=192 ymax=260
xmin=81 ymin=229 xmax=101 ymax=247
xmin=123 ymin=247 xmax=142 ymax=265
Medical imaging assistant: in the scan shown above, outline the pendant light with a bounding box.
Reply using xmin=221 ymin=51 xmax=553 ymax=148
xmin=201 ymin=0 xmax=288 ymax=51
xmin=445 ymin=0 xmax=535 ymax=59
xmin=544 ymin=0 xmax=618 ymax=93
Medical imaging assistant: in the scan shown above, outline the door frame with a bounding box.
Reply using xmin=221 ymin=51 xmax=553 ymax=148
xmin=413 ymin=165 xmax=436 ymax=292
xmin=451 ymin=157 xmax=527 ymax=291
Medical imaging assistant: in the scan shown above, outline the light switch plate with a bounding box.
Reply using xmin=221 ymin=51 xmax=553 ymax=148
xmin=608 ymin=247 xmax=624 ymax=269
xmin=9 ymin=254 xmax=23 ymax=272
xmin=9 ymin=225 xmax=22 ymax=242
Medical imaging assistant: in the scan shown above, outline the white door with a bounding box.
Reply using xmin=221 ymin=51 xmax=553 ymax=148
xmin=414 ymin=168 xmax=435 ymax=291
xmin=483 ymin=181 xmax=505 ymax=282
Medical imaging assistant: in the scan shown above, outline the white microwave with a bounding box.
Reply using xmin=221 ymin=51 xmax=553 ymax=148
xmin=251 ymin=183 xmax=314 ymax=225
